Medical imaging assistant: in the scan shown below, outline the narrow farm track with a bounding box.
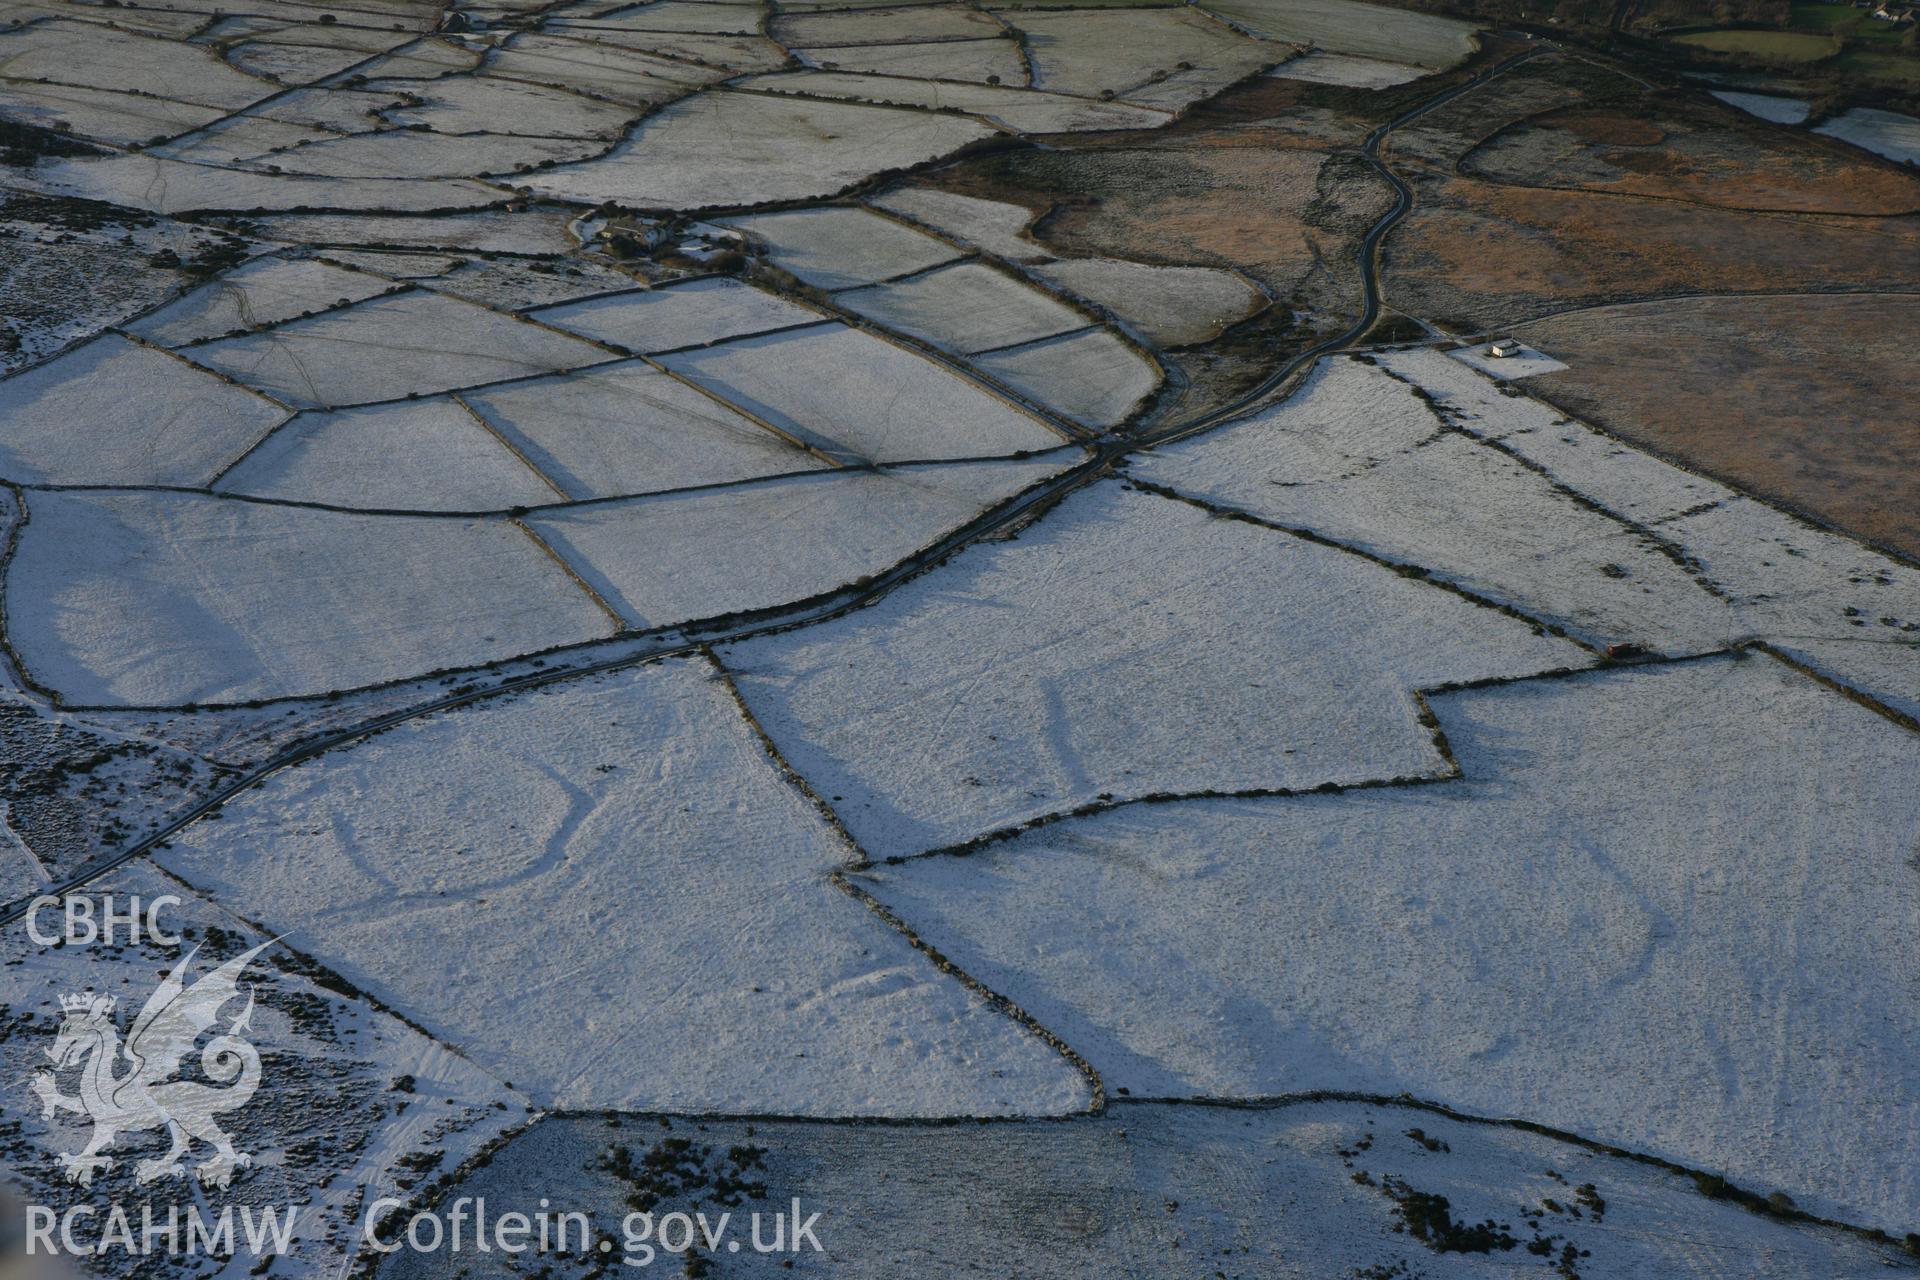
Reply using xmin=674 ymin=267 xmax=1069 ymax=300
xmin=0 ymin=45 xmax=1557 ymax=927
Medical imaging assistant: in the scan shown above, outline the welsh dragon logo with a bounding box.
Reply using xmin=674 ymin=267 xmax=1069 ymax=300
xmin=30 ymin=941 xmax=272 ymax=1189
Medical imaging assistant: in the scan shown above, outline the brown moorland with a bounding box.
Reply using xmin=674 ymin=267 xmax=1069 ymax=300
xmin=1384 ymin=178 xmax=1920 ymax=329
xmin=1516 ymin=293 xmax=1920 ymax=559
xmin=901 ymin=135 xmax=1396 ymax=421
xmin=1462 ymin=95 xmax=1920 ymax=215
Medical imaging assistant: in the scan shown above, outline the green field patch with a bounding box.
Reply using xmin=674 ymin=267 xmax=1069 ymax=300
xmin=1670 ymin=28 xmax=1840 ymax=62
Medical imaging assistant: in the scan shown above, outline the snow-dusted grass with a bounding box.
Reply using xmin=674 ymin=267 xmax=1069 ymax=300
xmin=156 ymin=657 xmax=1088 ymax=1115
xmin=795 ymin=39 xmax=1028 ymax=87
xmin=562 ymin=0 xmax=766 ymax=34
xmin=724 ymin=205 xmax=965 ymax=290
xmin=155 ymin=115 xmax=336 ymax=166
xmin=873 ymin=187 xmax=1054 ymax=263
xmin=1662 ymin=496 xmax=1920 ymax=718
xmin=864 ymin=655 xmax=1920 ymax=1231
xmin=1370 ymin=347 xmax=1920 ymax=714
xmin=1268 ymin=50 xmax=1427 ymax=88
xmin=443 ymin=1102 xmax=1911 ymax=1280
xmin=250 ymin=210 xmax=578 ymax=256
xmin=0 ymin=81 xmax=223 ymax=148
xmin=739 ymin=69 xmax=1173 ymax=132
xmin=1376 ymin=346 xmax=1734 ymax=524
xmin=1448 ymin=339 xmax=1568 ymax=380
xmin=722 ymin=480 xmax=1584 ymax=859
xmin=778 ymin=3 xmax=1005 ymax=45
xmin=972 ymin=327 xmax=1159 ymax=428
xmin=1123 ymin=61 xmax=1282 ymax=112
xmin=483 ymin=34 xmax=727 ymax=104
xmin=1036 ymin=258 xmax=1265 ymax=347
xmin=213 ymin=398 xmax=560 ymax=511
xmin=1136 ymin=356 xmax=1731 ymax=654
xmin=0 ymin=846 xmax=40 ymax=911
xmin=0 ymin=192 xmax=237 ymax=375
xmin=661 ymin=323 xmax=1066 ymax=462
xmin=0 ymin=863 xmax=524 ymax=1280
xmin=319 ymin=250 xmax=464 ymax=277
xmin=528 ymin=455 xmax=1074 ymax=628
xmin=30 ymin=154 xmax=503 ymax=216
xmin=1205 ymin=0 xmax=1478 ymax=68
xmin=1005 ymin=7 xmax=1279 ymax=100
xmin=0 ymin=18 xmax=274 ymax=109
xmin=262 ymin=129 xmax=606 ymax=180
xmin=533 ymin=277 xmax=825 ymax=353
xmin=351 ymin=35 xmax=484 ymax=78
xmin=127 ymin=255 xmax=396 ymax=347
xmin=6 ymin=491 xmax=616 ymax=705
xmin=422 ymin=258 xmax=638 ymax=311
xmin=465 ymin=361 xmax=827 ymax=499
xmin=1710 ymin=89 xmax=1811 ymax=125
xmin=837 ymin=261 xmax=1088 ymax=355
xmin=369 ymin=74 xmax=638 ymax=137
xmin=1815 ymin=106 xmax=1920 ymax=165
xmin=249 ymin=84 xmax=416 ymax=132
xmin=542 ymin=27 xmax=790 ymax=72
xmin=187 ymin=292 xmax=609 ymax=408
xmin=227 ymin=36 xmax=403 ymax=83
xmin=0 ymin=335 xmax=287 ymax=485
xmin=523 ymin=90 xmax=994 ymax=210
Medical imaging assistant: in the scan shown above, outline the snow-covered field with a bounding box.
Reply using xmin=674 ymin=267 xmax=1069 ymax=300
xmin=1035 ymin=258 xmax=1267 ymax=347
xmin=1011 ymin=6 xmax=1284 ymax=100
xmin=861 ymin=655 xmax=1920 ymax=1231
xmin=741 ymin=69 xmax=1175 ymax=131
xmin=526 ymin=455 xmax=1077 ymax=628
xmin=1711 ymin=89 xmax=1812 ymax=125
xmin=973 ymin=328 xmax=1162 ymax=428
xmin=157 ymin=657 xmax=1088 ymax=1115
xmin=30 ymin=153 xmax=504 ymax=215
xmin=659 ymin=323 xmax=1070 ymax=461
xmin=186 ymin=292 xmax=610 ymax=409
xmin=127 ymin=254 xmax=397 ymax=347
xmin=5 ymin=5 xmax=1919 ymax=1276
xmin=533 ymin=277 xmax=827 ymax=353
xmin=464 ymin=362 xmax=828 ymax=499
xmin=725 ymin=206 xmax=965 ymax=289
xmin=388 ymin=1102 xmax=1898 ymax=1279
xmin=873 ymin=187 xmax=1055 ymax=263
xmin=1815 ymin=106 xmax=1920 ymax=165
xmin=1661 ymin=496 xmax=1920 ymax=718
xmin=1270 ymin=50 xmax=1432 ymax=89
xmin=213 ymin=397 xmax=564 ymax=511
xmin=0 ymin=335 xmax=287 ymax=485
xmin=1376 ymin=348 xmax=1920 ymax=717
xmin=1449 ymin=339 xmax=1569 ymax=379
xmin=837 ymin=260 xmax=1090 ymax=355
xmin=6 ymin=491 xmax=617 ymax=705
xmin=1135 ymin=355 xmax=1735 ymax=654
xmin=1208 ymin=0 xmax=1479 ymax=68
xmin=521 ymin=91 xmax=995 ymax=209
xmin=723 ymin=480 xmax=1585 ymax=859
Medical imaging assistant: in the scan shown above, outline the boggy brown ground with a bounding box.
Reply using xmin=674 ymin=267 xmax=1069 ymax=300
xmin=1515 ymin=293 xmax=1920 ymax=560
xmin=1462 ymin=93 xmax=1920 ymax=215
xmin=897 ymin=131 xmax=1396 ymax=425
xmin=1384 ymin=176 xmax=1920 ymax=330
